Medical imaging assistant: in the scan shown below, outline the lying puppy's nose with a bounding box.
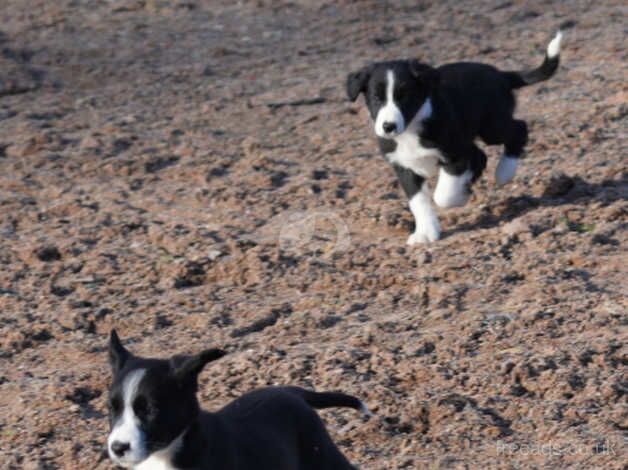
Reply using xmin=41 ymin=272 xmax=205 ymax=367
xmin=111 ymin=441 xmax=131 ymax=457
xmin=383 ymin=122 xmax=397 ymax=134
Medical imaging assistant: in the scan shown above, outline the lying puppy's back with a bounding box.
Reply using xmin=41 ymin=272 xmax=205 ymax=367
xmin=204 ymin=387 xmax=360 ymax=470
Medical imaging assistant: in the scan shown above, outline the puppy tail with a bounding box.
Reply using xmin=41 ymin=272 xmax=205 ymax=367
xmin=504 ymin=31 xmax=562 ymax=89
xmin=295 ymin=389 xmax=372 ymax=417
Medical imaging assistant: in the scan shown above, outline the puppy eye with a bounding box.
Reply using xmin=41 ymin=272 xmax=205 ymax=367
xmin=109 ymin=397 xmax=122 ymax=413
xmin=133 ymin=396 xmax=150 ymax=418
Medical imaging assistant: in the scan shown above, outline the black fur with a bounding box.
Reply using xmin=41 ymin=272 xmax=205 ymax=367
xmin=363 ymin=60 xmax=541 ymax=177
xmin=421 ymin=61 xmax=530 ymax=169
xmin=173 ymin=387 xmax=360 ymax=470
xmin=108 ymin=332 xmax=226 ymax=462
xmin=393 ymin=164 xmax=425 ymax=200
xmin=346 ymin=32 xmax=561 ymax=239
xmin=348 ymin=60 xmax=436 ymax=126
xmin=504 ymin=53 xmax=560 ymax=88
xmin=107 ymin=331 xmax=363 ymax=469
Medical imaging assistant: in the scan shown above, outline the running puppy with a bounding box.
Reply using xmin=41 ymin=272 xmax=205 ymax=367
xmin=347 ymin=31 xmax=563 ymax=244
xmin=106 ymin=330 xmax=367 ymax=469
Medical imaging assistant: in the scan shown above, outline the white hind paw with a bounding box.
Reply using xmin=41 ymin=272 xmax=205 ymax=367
xmin=495 ymin=155 xmax=519 ymax=186
xmin=433 ymin=169 xmax=473 ymax=208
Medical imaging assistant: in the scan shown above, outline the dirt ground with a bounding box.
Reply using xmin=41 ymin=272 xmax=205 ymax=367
xmin=0 ymin=0 xmax=626 ymax=468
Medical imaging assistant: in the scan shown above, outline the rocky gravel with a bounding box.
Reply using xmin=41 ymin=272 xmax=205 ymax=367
xmin=0 ymin=0 xmax=626 ymax=469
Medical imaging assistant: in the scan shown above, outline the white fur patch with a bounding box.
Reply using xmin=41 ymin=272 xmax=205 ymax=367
xmin=416 ymin=97 xmax=433 ymax=121
xmin=135 ymin=432 xmax=185 ymax=470
xmin=374 ymin=70 xmax=405 ymax=138
xmin=407 ymin=184 xmax=440 ymax=244
xmin=108 ymin=369 xmax=147 ymax=468
xmin=547 ymin=31 xmax=562 ymax=58
xmin=433 ymin=168 xmax=473 ymax=208
xmin=495 ymin=155 xmax=519 ymax=186
xmin=385 ymin=98 xmax=441 ymax=178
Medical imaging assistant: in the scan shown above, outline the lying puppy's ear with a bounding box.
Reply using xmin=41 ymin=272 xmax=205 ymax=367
xmin=346 ymin=65 xmax=372 ymax=102
xmin=109 ymin=329 xmax=131 ymax=374
xmin=171 ymin=348 xmax=227 ymax=384
xmin=409 ymin=60 xmax=439 ymax=89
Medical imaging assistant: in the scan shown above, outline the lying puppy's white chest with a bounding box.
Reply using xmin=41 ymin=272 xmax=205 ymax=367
xmin=135 ymin=456 xmax=178 ymax=470
xmin=134 ymin=428 xmax=185 ymax=470
xmin=385 ymin=130 xmax=441 ymax=178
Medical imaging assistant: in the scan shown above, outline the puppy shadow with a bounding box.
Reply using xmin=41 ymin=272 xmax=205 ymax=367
xmin=452 ymin=173 xmax=627 ymax=235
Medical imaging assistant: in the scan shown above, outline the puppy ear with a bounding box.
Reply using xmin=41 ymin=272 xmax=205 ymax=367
xmin=409 ymin=60 xmax=439 ymax=89
xmin=171 ymin=348 xmax=227 ymax=383
xmin=109 ymin=329 xmax=130 ymax=374
xmin=346 ymin=66 xmax=372 ymax=102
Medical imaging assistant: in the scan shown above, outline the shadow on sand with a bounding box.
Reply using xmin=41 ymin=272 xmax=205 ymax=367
xmin=453 ymin=173 xmax=627 ymax=234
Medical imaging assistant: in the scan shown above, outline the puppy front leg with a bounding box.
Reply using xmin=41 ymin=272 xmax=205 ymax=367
xmin=393 ymin=165 xmax=440 ymax=244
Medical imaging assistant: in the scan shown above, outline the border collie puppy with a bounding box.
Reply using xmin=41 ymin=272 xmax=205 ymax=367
xmin=347 ymin=32 xmax=563 ymax=244
xmin=106 ymin=330 xmax=368 ymax=469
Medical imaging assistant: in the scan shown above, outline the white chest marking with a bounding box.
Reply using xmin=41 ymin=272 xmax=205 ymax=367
xmin=135 ymin=456 xmax=178 ymax=470
xmin=385 ymin=98 xmax=441 ymax=178
xmin=134 ymin=431 xmax=185 ymax=470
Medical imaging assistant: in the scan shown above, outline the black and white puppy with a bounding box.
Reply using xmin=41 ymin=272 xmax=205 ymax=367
xmin=106 ymin=330 xmax=367 ymax=469
xmin=347 ymin=32 xmax=563 ymax=244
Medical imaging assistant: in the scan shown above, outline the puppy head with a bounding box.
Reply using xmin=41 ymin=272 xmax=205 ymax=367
xmin=346 ymin=60 xmax=438 ymax=138
xmin=106 ymin=330 xmax=226 ymax=468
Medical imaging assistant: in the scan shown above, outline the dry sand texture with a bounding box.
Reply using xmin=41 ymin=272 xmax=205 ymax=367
xmin=0 ymin=0 xmax=626 ymax=469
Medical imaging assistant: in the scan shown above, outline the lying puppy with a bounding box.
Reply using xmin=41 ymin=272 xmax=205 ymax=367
xmin=347 ymin=31 xmax=563 ymax=244
xmin=106 ymin=330 xmax=367 ymax=469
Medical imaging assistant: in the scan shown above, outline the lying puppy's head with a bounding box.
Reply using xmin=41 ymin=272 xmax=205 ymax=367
xmin=106 ymin=330 xmax=226 ymax=468
xmin=347 ymin=60 xmax=438 ymax=138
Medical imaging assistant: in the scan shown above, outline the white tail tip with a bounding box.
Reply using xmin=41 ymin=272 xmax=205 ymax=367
xmin=547 ymin=31 xmax=562 ymax=58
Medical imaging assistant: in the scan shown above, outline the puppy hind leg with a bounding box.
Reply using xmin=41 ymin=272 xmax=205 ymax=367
xmin=468 ymin=144 xmax=488 ymax=182
xmin=433 ymin=167 xmax=472 ymax=208
xmin=496 ymin=120 xmax=528 ymax=186
xmin=433 ymin=144 xmax=486 ymax=208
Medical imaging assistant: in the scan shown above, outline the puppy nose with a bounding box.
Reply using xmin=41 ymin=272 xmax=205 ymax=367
xmin=383 ymin=122 xmax=397 ymax=134
xmin=111 ymin=441 xmax=131 ymax=457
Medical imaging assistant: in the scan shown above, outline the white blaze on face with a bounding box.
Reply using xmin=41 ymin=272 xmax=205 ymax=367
xmin=108 ymin=369 xmax=148 ymax=467
xmin=374 ymin=70 xmax=405 ymax=138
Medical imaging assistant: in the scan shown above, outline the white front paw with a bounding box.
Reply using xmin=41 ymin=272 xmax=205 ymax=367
xmin=407 ymin=217 xmax=441 ymax=245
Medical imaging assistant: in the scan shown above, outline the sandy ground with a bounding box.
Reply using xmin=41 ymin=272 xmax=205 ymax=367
xmin=0 ymin=0 xmax=626 ymax=468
